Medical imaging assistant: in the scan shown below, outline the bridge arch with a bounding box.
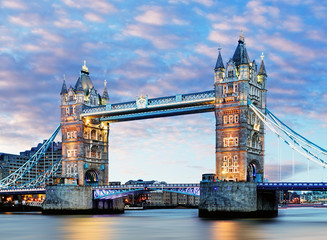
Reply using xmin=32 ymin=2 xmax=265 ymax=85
xmin=85 ymin=169 xmax=99 ymax=186
xmin=247 ymin=162 xmax=257 ymax=182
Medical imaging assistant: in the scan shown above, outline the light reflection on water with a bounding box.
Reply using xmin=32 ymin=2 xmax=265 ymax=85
xmin=1 ymin=208 xmax=327 ymax=240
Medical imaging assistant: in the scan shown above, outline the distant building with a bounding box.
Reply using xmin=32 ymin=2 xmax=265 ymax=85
xmin=125 ymin=179 xmax=167 ymax=185
xmin=122 ymin=180 xmax=199 ymax=207
xmin=0 ymin=141 xmax=62 ymax=187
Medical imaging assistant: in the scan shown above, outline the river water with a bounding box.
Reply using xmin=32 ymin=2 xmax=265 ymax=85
xmin=1 ymin=208 xmax=327 ymax=240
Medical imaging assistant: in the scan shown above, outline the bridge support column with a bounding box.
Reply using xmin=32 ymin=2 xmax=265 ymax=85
xmin=199 ymin=181 xmax=278 ymax=218
xmin=42 ymin=186 xmax=124 ymax=214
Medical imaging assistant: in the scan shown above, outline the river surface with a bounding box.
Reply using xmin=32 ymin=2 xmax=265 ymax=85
xmin=1 ymin=208 xmax=327 ymax=240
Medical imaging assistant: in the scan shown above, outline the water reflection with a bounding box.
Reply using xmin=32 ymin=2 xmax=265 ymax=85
xmin=1 ymin=209 xmax=327 ymax=240
xmin=60 ymin=216 xmax=117 ymax=240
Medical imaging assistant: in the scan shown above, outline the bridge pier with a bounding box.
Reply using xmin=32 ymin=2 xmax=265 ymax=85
xmin=199 ymin=181 xmax=278 ymax=218
xmin=42 ymin=185 xmax=124 ymax=214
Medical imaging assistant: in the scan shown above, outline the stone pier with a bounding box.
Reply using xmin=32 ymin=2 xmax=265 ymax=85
xmin=42 ymin=185 xmax=124 ymax=214
xmin=199 ymin=181 xmax=278 ymax=218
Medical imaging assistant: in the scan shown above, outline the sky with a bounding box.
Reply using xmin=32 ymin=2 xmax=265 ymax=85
xmin=1 ymin=0 xmax=327 ymax=183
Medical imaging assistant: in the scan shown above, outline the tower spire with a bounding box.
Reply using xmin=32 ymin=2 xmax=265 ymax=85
xmin=60 ymin=75 xmax=68 ymax=95
xmin=81 ymin=60 xmax=89 ymax=75
xmin=258 ymin=52 xmax=267 ymax=76
xmin=214 ymin=47 xmax=225 ymax=70
xmin=102 ymin=80 xmax=110 ymax=105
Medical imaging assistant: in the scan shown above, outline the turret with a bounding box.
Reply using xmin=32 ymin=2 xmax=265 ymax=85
xmin=214 ymin=47 xmax=225 ymax=83
xmin=102 ymin=80 xmax=110 ymax=105
xmin=232 ymin=33 xmax=250 ymax=80
xmin=258 ymin=52 xmax=267 ymax=85
xmin=60 ymin=75 xmax=68 ymax=105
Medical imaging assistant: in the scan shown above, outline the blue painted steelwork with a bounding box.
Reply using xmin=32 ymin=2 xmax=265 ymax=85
xmin=17 ymin=158 xmax=62 ymax=188
xmin=80 ymin=90 xmax=215 ymax=121
xmin=100 ymin=105 xmax=214 ymax=122
xmin=0 ymin=187 xmax=45 ymax=195
xmin=93 ymin=183 xmax=200 ymax=199
xmin=0 ymin=125 xmax=61 ymax=189
xmin=93 ymin=188 xmax=145 ymax=199
xmin=257 ymin=182 xmax=327 ymax=191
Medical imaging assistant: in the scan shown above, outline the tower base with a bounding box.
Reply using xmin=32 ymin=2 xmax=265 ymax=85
xmin=199 ymin=181 xmax=278 ymax=218
xmin=42 ymin=185 xmax=124 ymax=214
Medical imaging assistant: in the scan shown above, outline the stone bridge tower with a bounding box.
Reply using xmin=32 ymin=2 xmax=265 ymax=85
xmin=214 ymin=35 xmax=267 ymax=182
xmin=60 ymin=62 xmax=110 ymax=186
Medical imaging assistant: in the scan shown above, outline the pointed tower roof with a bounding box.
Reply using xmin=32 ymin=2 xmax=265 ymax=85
xmin=258 ymin=52 xmax=267 ymax=76
xmin=74 ymin=61 xmax=95 ymax=94
xmin=214 ymin=47 xmax=224 ymax=70
xmin=102 ymin=80 xmax=109 ymax=101
xmin=232 ymin=33 xmax=250 ymax=66
xmin=60 ymin=75 xmax=68 ymax=95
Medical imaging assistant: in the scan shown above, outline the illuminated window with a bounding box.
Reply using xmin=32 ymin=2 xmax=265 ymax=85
xmin=228 ymin=138 xmax=234 ymax=147
xmin=66 ymin=107 xmax=69 ymax=115
xmin=224 ymin=138 xmax=228 ymax=147
xmin=67 ymin=132 xmax=70 ymax=139
xmin=229 ymin=115 xmax=233 ymax=124
xmin=235 ymin=137 xmax=239 ymax=146
xmin=223 ymin=156 xmax=227 ymax=161
xmin=223 ymin=85 xmax=227 ymax=94
xmin=223 ymin=116 xmax=228 ymax=124
xmin=91 ymin=130 xmax=96 ymax=140
xmin=73 ymin=149 xmax=77 ymax=157
xmin=234 ymin=115 xmax=239 ymax=123
xmin=67 ymin=150 xmax=72 ymax=157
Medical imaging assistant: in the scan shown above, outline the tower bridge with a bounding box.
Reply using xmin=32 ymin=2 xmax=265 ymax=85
xmin=1 ymin=35 xmax=326 ymax=217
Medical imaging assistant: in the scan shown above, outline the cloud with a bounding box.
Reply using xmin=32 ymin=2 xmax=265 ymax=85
xmin=2 ymin=0 xmax=27 ymax=10
xmin=9 ymin=14 xmax=43 ymax=27
xmin=61 ymin=0 xmax=116 ymax=14
xmin=169 ymin=0 xmax=214 ymax=7
xmin=84 ymin=13 xmax=105 ymax=23
xmin=122 ymin=24 xmax=180 ymax=49
xmin=208 ymin=31 xmax=230 ymax=45
xmin=266 ymin=38 xmax=315 ymax=61
xmin=282 ymin=15 xmax=303 ymax=32
xmin=53 ymin=17 xmax=85 ymax=29
xmin=135 ymin=6 xmax=189 ymax=26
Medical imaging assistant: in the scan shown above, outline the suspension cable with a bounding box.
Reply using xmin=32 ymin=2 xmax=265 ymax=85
xmin=248 ymin=101 xmax=327 ymax=168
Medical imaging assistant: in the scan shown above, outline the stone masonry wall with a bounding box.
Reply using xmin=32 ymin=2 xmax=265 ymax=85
xmin=199 ymin=181 xmax=257 ymax=214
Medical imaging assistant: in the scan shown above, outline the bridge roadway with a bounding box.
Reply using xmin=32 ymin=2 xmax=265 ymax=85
xmin=1 ymin=182 xmax=327 ymax=197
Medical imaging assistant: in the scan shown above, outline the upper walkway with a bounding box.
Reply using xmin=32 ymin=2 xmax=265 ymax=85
xmin=80 ymin=90 xmax=215 ymax=122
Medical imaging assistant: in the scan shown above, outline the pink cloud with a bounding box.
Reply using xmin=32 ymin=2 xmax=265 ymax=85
xmin=84 ymin=13 xmax=105 ymax=23
xmin=2 ymin=0 xmax=27 ymax=10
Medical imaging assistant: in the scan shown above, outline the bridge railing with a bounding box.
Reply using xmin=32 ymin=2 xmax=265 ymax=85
xmin=93 ymin=183 xmax=200 ymax=190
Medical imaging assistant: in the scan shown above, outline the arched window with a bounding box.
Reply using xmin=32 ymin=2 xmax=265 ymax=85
xmin=235 ymin=137 xmax=238 ymax=146
xmin=252 ymin=133 xmax=258 ymax=148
